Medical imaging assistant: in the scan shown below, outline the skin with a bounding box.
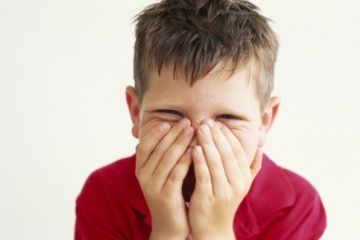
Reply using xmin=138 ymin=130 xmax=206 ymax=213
xmin=126 ymin=62 xmax=280 ymax=240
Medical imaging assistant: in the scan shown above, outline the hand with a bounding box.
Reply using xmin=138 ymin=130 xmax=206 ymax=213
xmin=188 ymin=119 xmax=262 ymax=240
xmin=135 ymin=118 xmax=194 ymax=240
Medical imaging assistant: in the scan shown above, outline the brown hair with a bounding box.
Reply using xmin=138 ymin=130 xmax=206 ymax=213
xmin=133 ymin=0 xmax=279 ymax=111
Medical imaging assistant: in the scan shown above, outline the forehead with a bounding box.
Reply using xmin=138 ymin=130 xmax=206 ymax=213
xmin=141 ymin=63 xmax=261 ymax=118
xmin=147 ymin=63 xmax=257 ymax=100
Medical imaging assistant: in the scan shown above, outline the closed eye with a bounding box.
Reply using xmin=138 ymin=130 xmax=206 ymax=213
xmin=156 ymin=110 xmax=243 ymax=120
xmin=156 ymin=109 xmax=183 ymax=116
xmin=218 ymin=114 xmax=242 ymax=120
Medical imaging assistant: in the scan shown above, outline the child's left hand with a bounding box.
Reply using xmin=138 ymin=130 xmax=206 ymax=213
xmin=188 ymin=119 xmax=263 ymax=240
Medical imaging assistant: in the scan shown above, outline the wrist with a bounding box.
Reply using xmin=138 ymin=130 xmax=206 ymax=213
xmin=193 ymin=235 xmax=235 ymax=240
xmin=150 ymin=230 xmax=187 ymax=240
xmin=150 ymin=234 xmax=185 ymax=240
xmin=192 ymin=229 xmax=235 ymax=240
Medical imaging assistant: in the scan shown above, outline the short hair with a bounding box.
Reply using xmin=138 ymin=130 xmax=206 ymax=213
xmin=133 ymin=0 xmax=279 ymax=111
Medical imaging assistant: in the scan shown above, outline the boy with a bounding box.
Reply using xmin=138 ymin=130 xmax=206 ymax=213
xmin=74 ymin=0 xmax=327 ymax=239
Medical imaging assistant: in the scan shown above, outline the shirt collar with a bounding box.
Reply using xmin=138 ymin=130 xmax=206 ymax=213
xmin=122 ymin=153 xmax=296 ymax=237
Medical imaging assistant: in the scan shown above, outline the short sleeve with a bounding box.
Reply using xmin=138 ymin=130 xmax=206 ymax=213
xmin=257 ymin=176 xmax=327 ymax=239
xmin=74 ymin=172 xmax=128 ymax=240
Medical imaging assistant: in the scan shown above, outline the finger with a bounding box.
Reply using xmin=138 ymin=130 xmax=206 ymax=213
xmin=153 ymin=126 xmax=194 ymax=190
xmin=206 ymin=120 xmax=239 ymax=185
xmin=218 ymin=124 xmax=251 ymax=174
xmin=250 ymin=147 xmax=263 ymax=180
xmin=135 ymin=122 xmax=171 ymax=170
xmin=197 ymin=124 xmax=227 ymax=194
xmin=142 ymin=118 xmax=190 ymax=179
xmin=163 ymin=147 xmax=193 ymax=195
xmin=139 ymin=120 xmax=163 ymax=139
xmin=192 ymin=146 xmax=213 ymax=196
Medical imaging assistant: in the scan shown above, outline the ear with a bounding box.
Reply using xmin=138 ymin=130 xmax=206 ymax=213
xmin=125 ymin=86 xmax=140 ymax=139
xmin=258 ymin=96 xmax=280 ymax=147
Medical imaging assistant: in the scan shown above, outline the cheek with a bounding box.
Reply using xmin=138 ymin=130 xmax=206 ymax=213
xmin=230 ymin=127 xmax=259 ymax=164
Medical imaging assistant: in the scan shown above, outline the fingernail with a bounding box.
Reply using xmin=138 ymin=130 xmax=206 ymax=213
xmin=180 ymin=118 xmax=190 ymax=126
xmin=215 ymin=121 xmax=223 ymax=128
xmin=203 ymin=119 xmax=214 ymax=127
xmin=200 ymin=124 xmax=210 ymax=135
xmin=194 ymin=145 xmax=203 ymax=154
xmin=159 ymin=122 xmax=171 ymax=131
xmin=182 ymin=126 xmax=193 ymax=136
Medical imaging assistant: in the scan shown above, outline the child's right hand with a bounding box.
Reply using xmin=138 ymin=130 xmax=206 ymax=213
xmin=135 ymin=118 xmax=194 ymax=240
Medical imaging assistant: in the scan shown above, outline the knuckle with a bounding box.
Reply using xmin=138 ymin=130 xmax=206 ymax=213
xmin=168 ymin=170 xmax=182 ymax=183
xmin=136 ymin=175 xmax=145 ymax=186
xmin=218 ymin=191 xmax=232 ymax=202
xmin=135 ymin=144 xmax=145 ymax=155
xmin=135 ymin=168 xmax=140 ymax=178
xmin=209 ymin=160 xmax=223 ymax=173
xmin=234 ymin=145 xmax=243 ymax=157
xmin=177 ymin=133 xmax=190 ymax=143
xmin=142 ymin=186 xmax=153 ymax=197
xmin=157 ymin=156 xmax=172 ymax=170
xmin=178 ymin=153 xmax=189 ymax=164
xmin=135 ymin=170 xmax=144 ymax=182
xmin=233 ymin=181 xmax=249 ymax=195
xmin=173 ymin=140 xmax=189 ymax=152
xmin=234 ymin=149 xmax=242 ymax=159
xmin=222 ymin=153 xmax=233 ymax=163
xmin=135 ymin=171 xmax=152 ymax=189
xmin=178 ymin=128 xmax=193 ymax=141
xmin=157 ymin=150 xmax=183 ymax=173
xmin=201 ymin=136 xmax=212 ymax=145
xmin=135 ymin=167 xmax=144 ymax=180
xmin=197 ymin=174 xmax=210 ymax=184
xmin=165 ymin=145 xmax=184 ymax=160
xmin=161 ymin=195 xmax=175 ymax=206
xmin=153 ymin=143 xmax=167 ymax=156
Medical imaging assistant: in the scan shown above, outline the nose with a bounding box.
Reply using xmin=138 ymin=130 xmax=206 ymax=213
xmin=188 ymin=119 xmax=205 ymax=148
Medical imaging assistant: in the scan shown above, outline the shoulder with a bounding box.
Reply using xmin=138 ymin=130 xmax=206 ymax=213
xmin=76 ymin=154 xmax=137 ymax=204
xmin=277 ymin=162 xmax=327 ymax=224
xmin=248 ymin=154 xmax=327 ymax=238
xmin=252 ymin=154 xmax=323 ymax=205
xmin=280 ymin=164 xmax=322 ymax=203
xmin=88 ymin=154 xmax=135 ymax=185
xmin=263 ymin=155 xmax=322 ymax=199
xmin=74 ymin=155 xmax=141 ymax=239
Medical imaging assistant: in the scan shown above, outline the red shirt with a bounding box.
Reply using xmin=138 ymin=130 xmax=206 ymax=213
xmin=74 ymin=154 xmax=326 ymax=239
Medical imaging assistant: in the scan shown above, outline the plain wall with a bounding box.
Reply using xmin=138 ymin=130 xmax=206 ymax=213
xmin=0 ymin=0 xmax=359 ymax=239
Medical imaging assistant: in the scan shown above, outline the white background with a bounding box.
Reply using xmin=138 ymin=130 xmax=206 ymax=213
xmin=0 ymin=0 xmax=359 ymax=239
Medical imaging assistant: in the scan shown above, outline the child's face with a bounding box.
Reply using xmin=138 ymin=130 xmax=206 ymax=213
xmin=127 ymin=62 xmax=279 ymax=166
